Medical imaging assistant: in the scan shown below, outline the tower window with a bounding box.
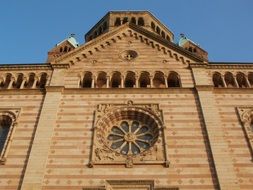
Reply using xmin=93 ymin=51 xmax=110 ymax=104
xmin=138 ymin=17 xmax=144 ymax=26
xmin=156 ymin=26 xmax=160 ymax=34
xmin=151 ymin=22 xmax=155 ymax=30
xmin=122 ymin=17 xmax=128 ymax=24
xmin=114 ymin=17 xmax=121 ymax=26
xmin=131 ymin=17 xmax=136 ymax=25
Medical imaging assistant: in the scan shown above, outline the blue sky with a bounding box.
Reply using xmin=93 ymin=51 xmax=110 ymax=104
xmin=0 ymin=0 xmax=253 ymax=64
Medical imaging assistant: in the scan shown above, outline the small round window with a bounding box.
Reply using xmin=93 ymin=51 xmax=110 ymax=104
xmin=119 ymin=50 xmax=138 ymax=61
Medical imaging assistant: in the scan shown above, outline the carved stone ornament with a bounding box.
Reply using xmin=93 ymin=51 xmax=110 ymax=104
xmin=237 ymin=107 xmax=253 ymax=161
xmin=119 ymin=50 xmax=138 ymax=61
xmin=89 ymin=101 xmax=169 ymax=168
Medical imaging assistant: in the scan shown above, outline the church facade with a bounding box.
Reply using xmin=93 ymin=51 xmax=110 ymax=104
xmin=0 ymin=11 xmax=253 ymax=190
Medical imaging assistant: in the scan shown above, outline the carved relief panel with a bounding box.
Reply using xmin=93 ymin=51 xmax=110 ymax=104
xmin=237 ymin=107 xmax=253 ymax=161
xmin=89 ymin=100 xmax=169 ymax=168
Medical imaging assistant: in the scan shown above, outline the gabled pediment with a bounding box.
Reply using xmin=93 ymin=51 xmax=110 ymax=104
xmin=51 ymin=23 xmax=205 ymax=68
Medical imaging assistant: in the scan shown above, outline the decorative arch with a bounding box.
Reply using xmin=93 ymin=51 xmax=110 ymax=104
xmin=114 ymin=17 xmax=121 ymax=26
xmin=212 ymin=72 xmax=224 ymax=87
xmin=130 ymin=17 xmax=136 ymax=25
xmin=111 ymin=72 xmax=121 ymax=88
xmin=224 ymin=72 xmax=236 ymax=87
xmin=39 ymin=73 xmax=48 ymax=88
xmin=139 ymin=72 xmax=150 ymax=88
xmin=124 ymin=71 xmax=136 ymax=88
xmin=236 ymin=72 xmax=248 ymax=88
xmin=151 ymin=22 xmax=155 ymax=31
xmin=25 ymin=73 xmax=36 ymax=88
xmin=82 ymin=72 xmax=93 ymax=88
xmin=137 ymin=17 xmax=144 ymax=26
xmin=153 ymin=71 xmax=166 ymax=88
xmin=13 ymin=73 xmax=24 ymax=89
xmin=96 ymin=72 xmax=107 ymax=88
xmin=167 ymin=72 xmax=181 ymax=87
xmin=248 ymin=72 xmax=253 ymax=87
xmin=3 ymin=73 xmax=12 ymax=89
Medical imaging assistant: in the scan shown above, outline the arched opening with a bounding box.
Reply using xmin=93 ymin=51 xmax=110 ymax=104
xmin=13 ymin=73 xmax=24 ymax=89
xmin=94 ymin=31 xmax=98 ymax=38
xmin=114 ymin=17 xmax=121 ymax=26
xmin=39 ymin=73 xmax=47 ymax=88
xmin=64 ymin=46 xmax=68 ymax=52
xmin=166 ymin=35 xmax=170 ymax=41
xmin=122 ymin=17 xmax=128 ymax=24
xmin=131 ymin=17 xmax=136 ymax=25
xmin=189 ymin=47 xmax=193 ymax=52
xmin=161 ymin=31 xmax=165 ymax=38
xmin=98 ymin=26 xmax=102 ymax=35
xmin=151 ymin=22 xmax=155 ymax=31
xmin=125 ymin=72 xmax=136 ymax=88
xmin=60 ymin=47 xmax=63 ymax=52
xmin=111 ymin=72 xmax=121 ymax=88
xmin=156 ymin=26 xmax=160 ymax=34
xmin=248 ymin=72 xmax=253 ymax=87
xmin=103 ymin=22 xmax=107 ymax=31
xmin=153 ymin=71 xmax=165 ymax=88
xmin=236 ymin=72 xmax=248 ymax=88
xmin=167 ymin=72 xmax=181 ymax=87
xmin=25 ymin=73 xmax=35 ymax=88
xmin=3 ymin=73 xmax=12 ymax=89
xmin=224 ymin=72 xmax=236 ymax=87
xmin=96 ymin=72 xmax=107 ymax=88
xmin=82 ymin=72 xmax=92 ymax=88
xmin=138 ymin=17 xmax=144 ymax=26
xmin=139 ymin=72 xmax=150 ymax=88
xmin=212 ymin=72 xmax=224 ymax=87
xmin=0 ymin=115 xmax=12 ymax=154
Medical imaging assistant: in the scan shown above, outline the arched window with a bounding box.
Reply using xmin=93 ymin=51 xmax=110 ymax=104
xmin=161 ymin=31 xmax=165 ymax=38
xmin=13 ymin=73 xmax=24 ymax=89
xmin=122 ymin=17 xmax=128 ymax=24
xmin=138 ymin=17 xmax=144 ymax=26
xmin=103 ymin=21 xmax=107 ymax=31
xmin=125 ymin=71 xmax=136 ymax=88
xmin=224 ymin=72 xmax=236 ymax=87
xmin=82 ymin=72 xmax=92 ymax=88
xmin=98 ymin=26 xmax=102 ymax=35
xmin=248 ymin=72 xmax=253 ymax=87
xmin=151 ymin=22 xmax=155 ymax=30
xmin=236 ymin=72 xmax=248 ymax=88
xmin=60 ymin=47 xmax=63 ymax=52
xmin=3 ymin=73 xmax=12 ymax=89
xmin=212 ymin=72 xmax=224 ymax=87
xmin=139 ymin=72 xmax=150 ymax=88
xmin=25 ymin=73 xmax=35 ymax=88
xmin=64 ymin=46 xmax=68 ymax=52
xmin=0 ymin=115 xmax=12 ymax=156
xmin=96 ymin=72 xmax=107 ymax=88
xmin=156 ymin=26 xmax=160 ymax=34
xmin=166 ymin=35 xmax=170 ymax=41
xmin=167 ymin=72 xmax=181 ymax=87
xmin=153 ymin=71 xmax=165 ymax=88
xmin=131 ymin=17 xmax=136 ymax=25
xmin=114 ymin=17 xmax=121 ymax=26
xmin=111 ymin=72 xmax=121 ymax=88
xmin=39 ymin=73 xmax=47 ymax=88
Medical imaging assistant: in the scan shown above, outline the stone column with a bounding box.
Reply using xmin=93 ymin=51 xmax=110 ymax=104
xmin=164 ymin=75 xmax=168 ymax=88
xmin=233 ymin=75 xmax=239 ymax=87
xmin=121 ymin=75 xmax=124 ymax=88
xmin=149 ymin=75 xmax=153 ymax=88
xmin=245 ymin=77 xmax=251 ymax=88
xmin=106 ymin=76 xmax=110 ymax=88
xmin=32 ymin=77 xmax=39 ymax=89
xmin=20 ymin=77 xmax=27 ymax=89
xmin=20 ymin=86 xmax=64 ymax=190
xmin=221 ymin=75 xmax=227 ymax=87
xmin=135 ymin=75 xmax=139 ymax=88
xmin=7 ymin=77 xmax=15 ymax=89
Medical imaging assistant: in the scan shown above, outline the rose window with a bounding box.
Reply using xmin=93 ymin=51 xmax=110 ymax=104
xmin=107 ymin=120 xmax=158 ymax=155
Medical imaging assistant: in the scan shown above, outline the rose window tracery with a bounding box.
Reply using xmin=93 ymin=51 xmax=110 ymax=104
xmin=108 ymin=120 xmax=158 ymax=155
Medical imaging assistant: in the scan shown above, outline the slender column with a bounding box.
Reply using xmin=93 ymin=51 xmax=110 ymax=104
xmin=106 ymin=76 xmax=110 ymax=88
xmin=121 ymin=76 xmax=124 ymax=88
xmin=79 ymin=74 xmax=84 ymax=88
xmin=233 ymin=75 xmax=239 ymax=87
xmin=245 ymin=77 xmax=251 ymax=88
xmin=164 ymin=75 xmax=168 ymax=88
xmin=149 ymin=75 xmax=153 ymax=88
xmin=135 ymin=75 xmax=139 ymax=88
xmin=20 ymin=77 xmax=27 ymax=89
xmin=32 ymin=77 xmax=39 ymax=89
xmin=92 ymin=76 xmax=96 ymax=88
xmin=7 ymin=77 xmax=15 ymax=89
xmin=221 ymin=75 xmax=227 ymax=87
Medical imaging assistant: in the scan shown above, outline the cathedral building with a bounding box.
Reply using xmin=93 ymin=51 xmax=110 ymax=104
xmin=0 ymin=11 xmax=253 ymax=190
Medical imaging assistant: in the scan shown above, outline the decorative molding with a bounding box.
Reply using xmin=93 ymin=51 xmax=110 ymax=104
xmin=0 ymin=64 xmax=52 ymax=71
xmin=83 ymin=180 xmax=178 ymax=190
xmin=237 ymin=107 xmax=253 ymax=162
xmin=89 ymin=100 xmax=169 ymax=168
xmin=190 ymin=63 xmax=253 ymax=69
xmin=0 ymin=108 xmax=20 ymax=164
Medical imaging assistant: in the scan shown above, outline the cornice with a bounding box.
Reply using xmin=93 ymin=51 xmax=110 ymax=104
xmin=0 ymin=64 xmax=52 ymax=71
xmin=190 ymin=63 xmax=253 ymax=69
xmin=50 ymin=63 xmax=70 ymax=69
xmin=0 ymin=89 xmax=45 ymax=95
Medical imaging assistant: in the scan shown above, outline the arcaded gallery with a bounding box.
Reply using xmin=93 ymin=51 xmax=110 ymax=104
xmin=0 ymin=11 xmax=253 ymax=190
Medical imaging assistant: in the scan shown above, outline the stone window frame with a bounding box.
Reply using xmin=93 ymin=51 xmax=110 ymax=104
xmin=237 ymin=107 xmax=253 ymax=161
xmin=0 ymin=108 xmax=20 ymax=164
